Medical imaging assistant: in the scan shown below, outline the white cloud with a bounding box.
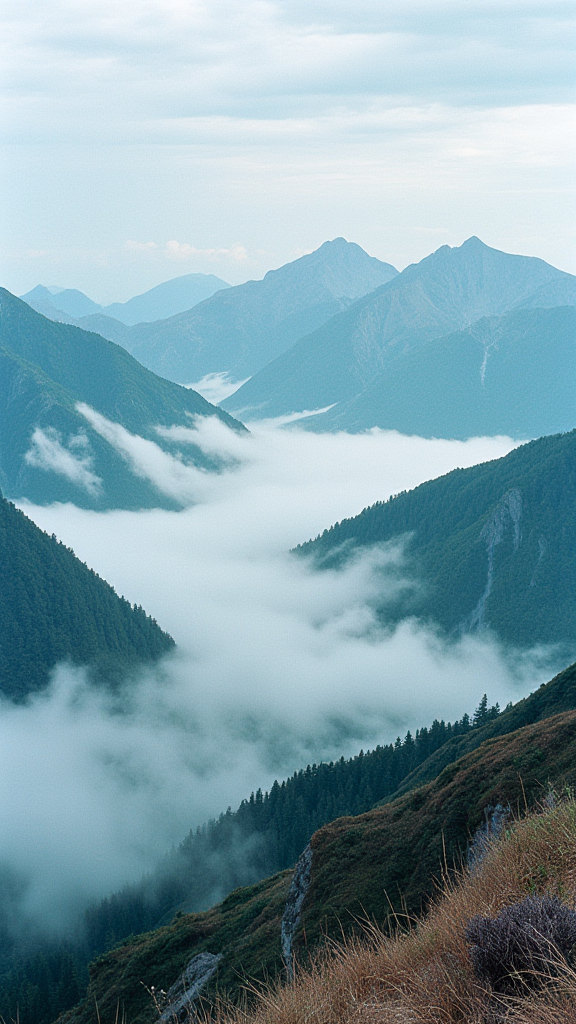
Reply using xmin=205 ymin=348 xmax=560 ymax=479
xmin=186 ymin=372 xmax=250 ymax=404
xmin=24 ymin=427 xmax=102 ymax=496
xmin=164 ymin=240 xmax=248 ymax=262
xmin=76 ymin=402 xmax=207 ymax=503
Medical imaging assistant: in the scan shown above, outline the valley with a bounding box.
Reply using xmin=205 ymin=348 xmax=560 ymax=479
xmin=1 ymin=234 xmax=574 ymax=1024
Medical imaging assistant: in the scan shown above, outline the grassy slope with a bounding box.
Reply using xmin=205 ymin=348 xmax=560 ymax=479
xmin=299 ymin=710 xmax=576 ymax=950
xmin=57 ymin=671 xmax=576 ymax=1023
xmin=58 ymin=871 xmax=293 ymax=1024
xmin=211 ymin=802 xmax=576 ymax=1024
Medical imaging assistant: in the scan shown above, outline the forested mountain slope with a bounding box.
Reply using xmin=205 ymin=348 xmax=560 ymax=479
xmin=0 ymin=290 xmax=244 ymax=510
xmin=79 ymin=663 xmax=576 ymax=957
xmin=56 ymin=680 xmax=576 ymax=1024
xmin=0 ymin=493 xmax=174 ymax=700
xmin=124 ymin=239 xmax=398 ymax=384
xmin=222 ymin=236 xmax=576 ymax=423
xmin=297 ymin=430 xmax=576 ymax=650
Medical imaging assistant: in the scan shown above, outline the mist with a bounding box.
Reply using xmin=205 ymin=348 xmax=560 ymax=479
xmin=7 ymin=417 xmax=556 ymax=931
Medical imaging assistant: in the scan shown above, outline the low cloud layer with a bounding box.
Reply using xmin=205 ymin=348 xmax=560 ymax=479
xmin=9 ymin=419 xmax=559 ymax=930
xmin=25 ymin=426 xmax=102 ymax=495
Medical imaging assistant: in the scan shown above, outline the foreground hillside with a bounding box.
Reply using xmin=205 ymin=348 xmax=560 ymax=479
xmin=298 ymin=430 xmax=576 ymax=650
xmin=52 ymin=663 xmax=576 ymax=1023
xmin=215 ymin=799 xmax=576 ymax=1024
xmin=0 ymin=493 xmax=174 ymax=699
xmin=0 ymin=290 xmax=244 ymax=510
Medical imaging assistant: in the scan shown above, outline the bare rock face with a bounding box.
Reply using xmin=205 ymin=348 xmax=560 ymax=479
xmin=281 ymin=843 xmax=313 ymax=979
xmin=158 ymin=951 xmax=222 ymax=1023
xmin=467 ymin=803 xmax=512 ymax=871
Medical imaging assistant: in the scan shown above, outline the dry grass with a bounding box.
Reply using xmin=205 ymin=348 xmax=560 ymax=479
xmin=207 ymin=800 xmax=576 ymax=1024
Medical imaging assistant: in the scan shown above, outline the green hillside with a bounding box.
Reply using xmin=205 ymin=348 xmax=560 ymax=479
xmin=0 ymin=492 xmax=174 ymax=700
xmin=54 ymin=687 xmax=576 ymax=1024
xmin=76 ymin=664 xmax=576 ymax=967
xmin=297 ymin=430 xmax=576 ymax=650
xmin=0 ymin=289 xmax=245 ymax=510
xmin=299 ymin=710 xmax=576 ymax=950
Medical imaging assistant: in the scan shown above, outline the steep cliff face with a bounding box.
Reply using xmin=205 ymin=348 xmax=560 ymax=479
xmin=281 ymin=844 xmax=313 ymax=978
xmin=466 ymin=487 xmax=522 ymax=632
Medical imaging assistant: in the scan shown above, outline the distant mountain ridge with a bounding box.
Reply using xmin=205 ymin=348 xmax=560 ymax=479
xmin=297 ymin=430 xmax=576 ymax=651
xmin=222 ymin=237 xmax=576 ymax=431
xmin=21 ymin=273 xmax=230 ymax=326
xmin=0 ymin=290 xmax=245 ymax=510
xmin=303 ymin=305 xmax=576 ymax=437
xmin=122 ymin=238 xmax=399 ymax=384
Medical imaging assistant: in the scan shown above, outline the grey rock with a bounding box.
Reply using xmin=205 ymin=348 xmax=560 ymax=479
xmin=158 ymin=951 xmax=222 ymax=1023
xmin=281 ymin=843 xmax=313 ymax=979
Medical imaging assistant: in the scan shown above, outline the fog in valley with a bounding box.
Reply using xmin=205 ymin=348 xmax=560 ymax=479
xmin=3 ymin=416 xmax=557 ymax=931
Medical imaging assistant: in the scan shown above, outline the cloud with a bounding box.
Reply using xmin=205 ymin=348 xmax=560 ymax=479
xmin=185 ymin=372 xmax=251 ymax=404
xmin=164 ymin=241 xmax=248 ymax=263
xmin=11 ymin=419 xmax=561 ymax=929
xmin=124 ymin=239 xmax=157 ymax=253
xmin=24 ymin=427 xmax=102 ymax=495
xmin=77 ymin=402 xmax=209 ymax=503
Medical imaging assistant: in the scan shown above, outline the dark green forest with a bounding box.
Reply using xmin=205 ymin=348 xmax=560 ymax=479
xmin=297 ymin=430 xmax=576 ymax=650
xmin=0 ymin=493 xmax=174 ymax=700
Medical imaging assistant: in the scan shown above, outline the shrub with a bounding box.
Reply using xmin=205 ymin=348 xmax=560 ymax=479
xmin=466 ymin=895 xmax=576 ymax=994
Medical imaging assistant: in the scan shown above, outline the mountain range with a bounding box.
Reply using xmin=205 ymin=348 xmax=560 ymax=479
xmin=18 ymin=236 xmax=574 ymax=443
xmin=0 ymin=289 xmax=244 ymax=510
xmin=118 ymin=238 xmax=398 ymax=384
xmin=297 ymin=429 xmax=576 ymax=651
xmin=21 ymin=273 xmax=230 ymax=327
xmin=222 ymin=237 xmax=576 ymax=436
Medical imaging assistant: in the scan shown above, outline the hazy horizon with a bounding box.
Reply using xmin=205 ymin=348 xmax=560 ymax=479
xmin=1 ymin=1 xmax=574 ymax=302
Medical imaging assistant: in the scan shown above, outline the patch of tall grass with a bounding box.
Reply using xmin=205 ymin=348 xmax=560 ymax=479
xmin=208 ymin=799 xmax=576 ymax=1024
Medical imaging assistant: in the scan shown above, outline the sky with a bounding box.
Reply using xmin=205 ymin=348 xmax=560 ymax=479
xmin=8 ymin=419 xmax=560 ymax=928
xmin=1 ymin=0 xmax=575 ymax=302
